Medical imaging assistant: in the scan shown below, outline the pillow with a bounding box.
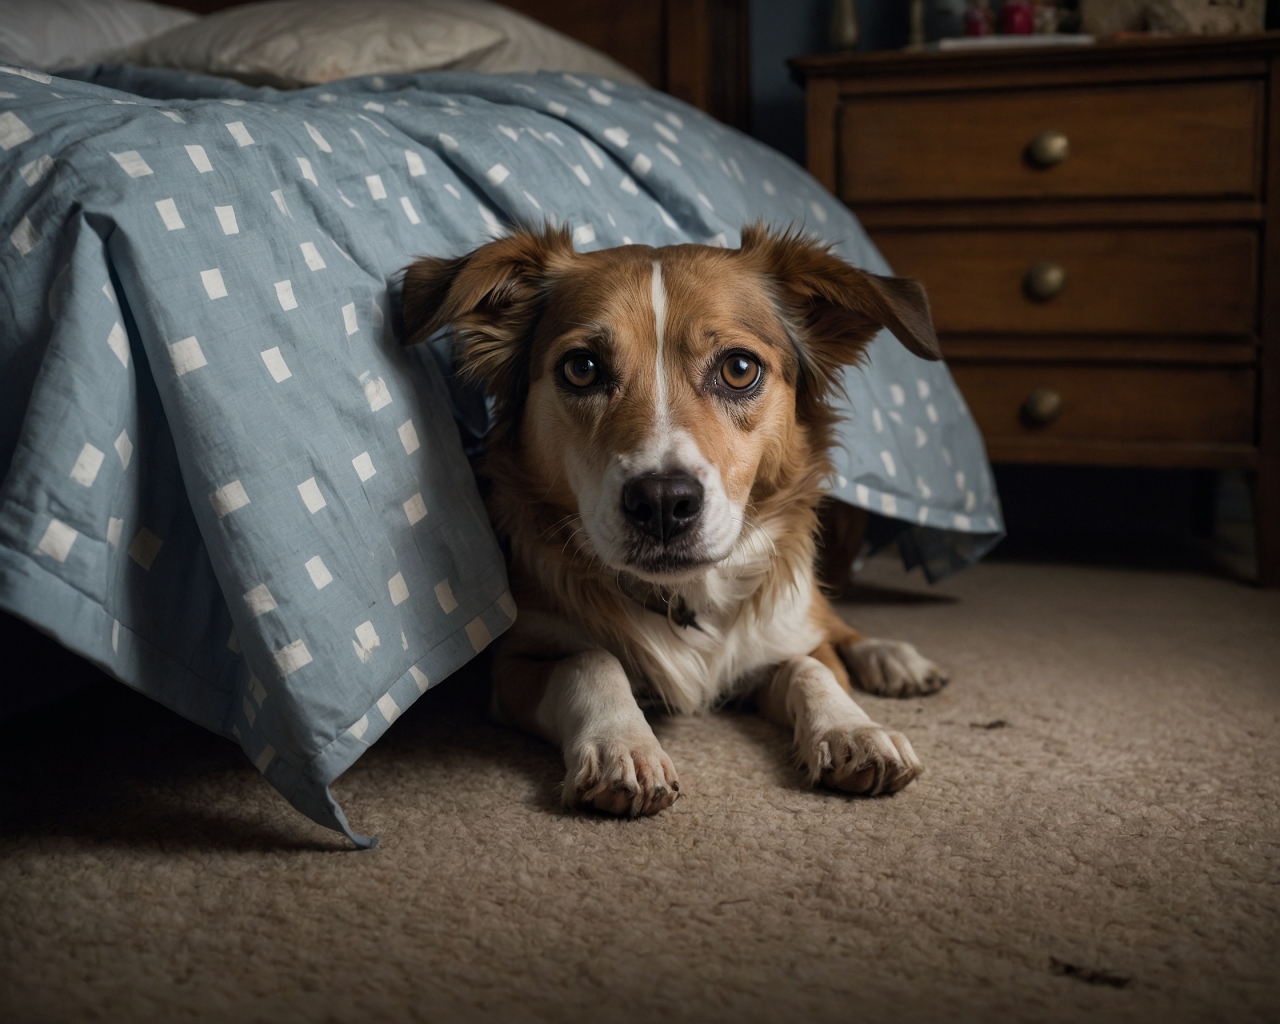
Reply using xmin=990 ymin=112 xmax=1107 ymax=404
xmin=418 ymin=0 xmax=646 ymax=85
xmin=122 ymin=0 xmax=647 ymax=89
xmin=0 ymin=0 xmax=196 ymax=71
xmin=119 ymin=0 xmax=508 ymax=88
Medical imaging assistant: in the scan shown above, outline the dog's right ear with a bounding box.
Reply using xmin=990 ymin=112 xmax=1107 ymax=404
xmin=401 ymin=224 xmax=576 ymax=415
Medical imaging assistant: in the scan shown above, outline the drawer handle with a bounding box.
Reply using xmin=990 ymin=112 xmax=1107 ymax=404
xmin=1025 ymin=261 xmax=1066 ymax=300
xmin=1027 ymin=129 xmax=1070 ymax=167
xmin=1022 ymin=388 xmax=1063 ymax=426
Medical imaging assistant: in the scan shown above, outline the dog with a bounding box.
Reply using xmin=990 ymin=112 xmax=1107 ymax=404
xmin=401 ymin=223 xmax=949 ymax=817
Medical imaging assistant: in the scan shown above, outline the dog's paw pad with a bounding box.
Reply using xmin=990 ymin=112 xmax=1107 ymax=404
xmin=807 ymin=725 xmax=922 ymax=797
xmin=565 ymin=738 xmax=680 ymax=817
xmin=840 ymin=638 xmax=949 ymax=698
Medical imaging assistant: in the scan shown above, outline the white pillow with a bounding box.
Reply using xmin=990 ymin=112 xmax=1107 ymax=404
xmin=122 ymin=0 xmax=647 ymax=89
xmin=120 ymin=0 xmax=508 ymax=88
xmin=418 ymin=0 xmax=646 ymax=85
xmin=0 ymin=0 xmax=196 ymax=72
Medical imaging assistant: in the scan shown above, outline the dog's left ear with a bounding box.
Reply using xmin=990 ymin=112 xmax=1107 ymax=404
xmin=739 ymin=223 xmax=941 ymax=387
xmin=401 ymin=224 xmax=576 ymax=417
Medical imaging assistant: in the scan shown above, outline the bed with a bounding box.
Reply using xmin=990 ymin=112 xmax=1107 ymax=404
xmin=0 ymin=0 xmax=1002 ymax=846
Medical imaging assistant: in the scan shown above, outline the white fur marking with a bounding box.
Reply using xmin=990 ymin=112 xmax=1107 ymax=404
xmin=533 ymin=650 xmax=677 ymax=814
xmin=650 ymin=260 xmax=669 ymax=436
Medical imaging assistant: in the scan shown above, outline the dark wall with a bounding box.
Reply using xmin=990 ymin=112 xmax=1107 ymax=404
xmin=749 ymin=0 xmax=916 ymax=166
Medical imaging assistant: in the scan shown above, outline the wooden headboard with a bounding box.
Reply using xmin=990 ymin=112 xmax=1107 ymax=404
xmin=160 ymin=0 xmax=750 ymax=130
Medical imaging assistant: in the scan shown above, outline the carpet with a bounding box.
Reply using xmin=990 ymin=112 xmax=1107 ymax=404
xmin=2 ymin=554 xmax=1277 ymax=1023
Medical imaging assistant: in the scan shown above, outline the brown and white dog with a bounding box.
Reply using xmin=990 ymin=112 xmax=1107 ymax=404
xmin=402 ymin=223 xmax=949 ymax=817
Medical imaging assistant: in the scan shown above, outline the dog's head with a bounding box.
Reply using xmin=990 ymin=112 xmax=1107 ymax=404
xmin=402 ymin=224 xmax=938 ymax=584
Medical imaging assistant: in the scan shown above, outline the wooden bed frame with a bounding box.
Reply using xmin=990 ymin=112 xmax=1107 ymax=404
xmin=163 ymin=0 xmax=750 ymax=130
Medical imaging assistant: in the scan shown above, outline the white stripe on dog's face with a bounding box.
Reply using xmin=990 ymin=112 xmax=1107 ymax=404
xmin=650 ymin=260 xmax=669 ymax=436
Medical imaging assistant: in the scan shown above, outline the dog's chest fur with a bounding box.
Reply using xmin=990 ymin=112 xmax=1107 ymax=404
xmin=627 ymin=572 xmax=824 ymax=713
xmin=517 ymin=523 xmax=825 ymax=714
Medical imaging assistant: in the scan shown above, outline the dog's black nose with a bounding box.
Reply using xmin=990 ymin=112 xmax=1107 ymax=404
xmin=622 ymin=472 xmax=703 ymax=542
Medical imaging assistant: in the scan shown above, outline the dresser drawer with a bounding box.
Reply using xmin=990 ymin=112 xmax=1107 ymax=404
xmin=875 ymin=227 xmax=1257 ymax=335
xmin=950 ymin=363 xmax=1256 ymax=445
xmin=838 ymin=79 xmax=1262 ymax=203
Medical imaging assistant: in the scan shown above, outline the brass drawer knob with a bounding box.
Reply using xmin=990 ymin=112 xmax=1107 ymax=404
xmin=1025 ymin=261 xmax=1066 ymax=300
xmin=1022 ymin=388 xmax=1063 ymax=426
xmin=1027 ymin=129 xmax=1070 ymax=167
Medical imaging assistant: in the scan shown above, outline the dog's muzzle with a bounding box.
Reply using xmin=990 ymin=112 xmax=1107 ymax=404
xmin=621 ymin=472 xmax=703 ymax=544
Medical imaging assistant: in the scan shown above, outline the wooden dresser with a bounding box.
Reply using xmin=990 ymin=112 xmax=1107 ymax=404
xmin=792 ymin=35 xmax=1280 ymax=586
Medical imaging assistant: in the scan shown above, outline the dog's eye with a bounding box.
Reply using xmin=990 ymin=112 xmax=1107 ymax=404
xmin=720 ymin=353 xmax=761 ymax=391
xmin=560 ymin=352 xmax=600 ymax=389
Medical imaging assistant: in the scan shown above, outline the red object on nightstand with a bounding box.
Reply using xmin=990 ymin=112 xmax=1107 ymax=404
xmin=999 ymin=0 xmax=1035 ymax=34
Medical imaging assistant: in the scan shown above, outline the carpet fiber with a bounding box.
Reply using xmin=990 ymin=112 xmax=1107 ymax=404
xmin=2 ymin=556 xmax=1278 ymax=1023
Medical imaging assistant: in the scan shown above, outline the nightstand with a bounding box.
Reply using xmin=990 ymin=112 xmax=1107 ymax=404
xmin=791 ymin=34 xmax=1280 ymax=586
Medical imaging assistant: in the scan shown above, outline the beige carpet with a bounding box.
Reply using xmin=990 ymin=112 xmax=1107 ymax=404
xmin=2 ymin=555 xmax=1278 ymax=1024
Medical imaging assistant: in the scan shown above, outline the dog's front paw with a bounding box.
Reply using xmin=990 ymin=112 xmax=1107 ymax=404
xmin=564 ymin=735 xmax=680 ymax=817
xmin=840 ymin=638 xmax=948 ymax=697
xmin=805 ymin=723 xmax=922 ymax=796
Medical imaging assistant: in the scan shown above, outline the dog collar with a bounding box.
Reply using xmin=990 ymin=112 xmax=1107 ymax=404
xmin=615 ymin=574 xmax=701 ymax=631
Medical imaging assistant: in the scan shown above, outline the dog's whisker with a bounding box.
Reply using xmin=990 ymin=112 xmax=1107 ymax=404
xmin=559 ymin=525 xmax=591 ymax=559
xmin=541 ymin=512 xmax=583 ymax=541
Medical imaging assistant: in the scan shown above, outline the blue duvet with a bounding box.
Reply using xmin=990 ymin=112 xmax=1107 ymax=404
xmin=0 ymin=62 xmax=1002 ymax=845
